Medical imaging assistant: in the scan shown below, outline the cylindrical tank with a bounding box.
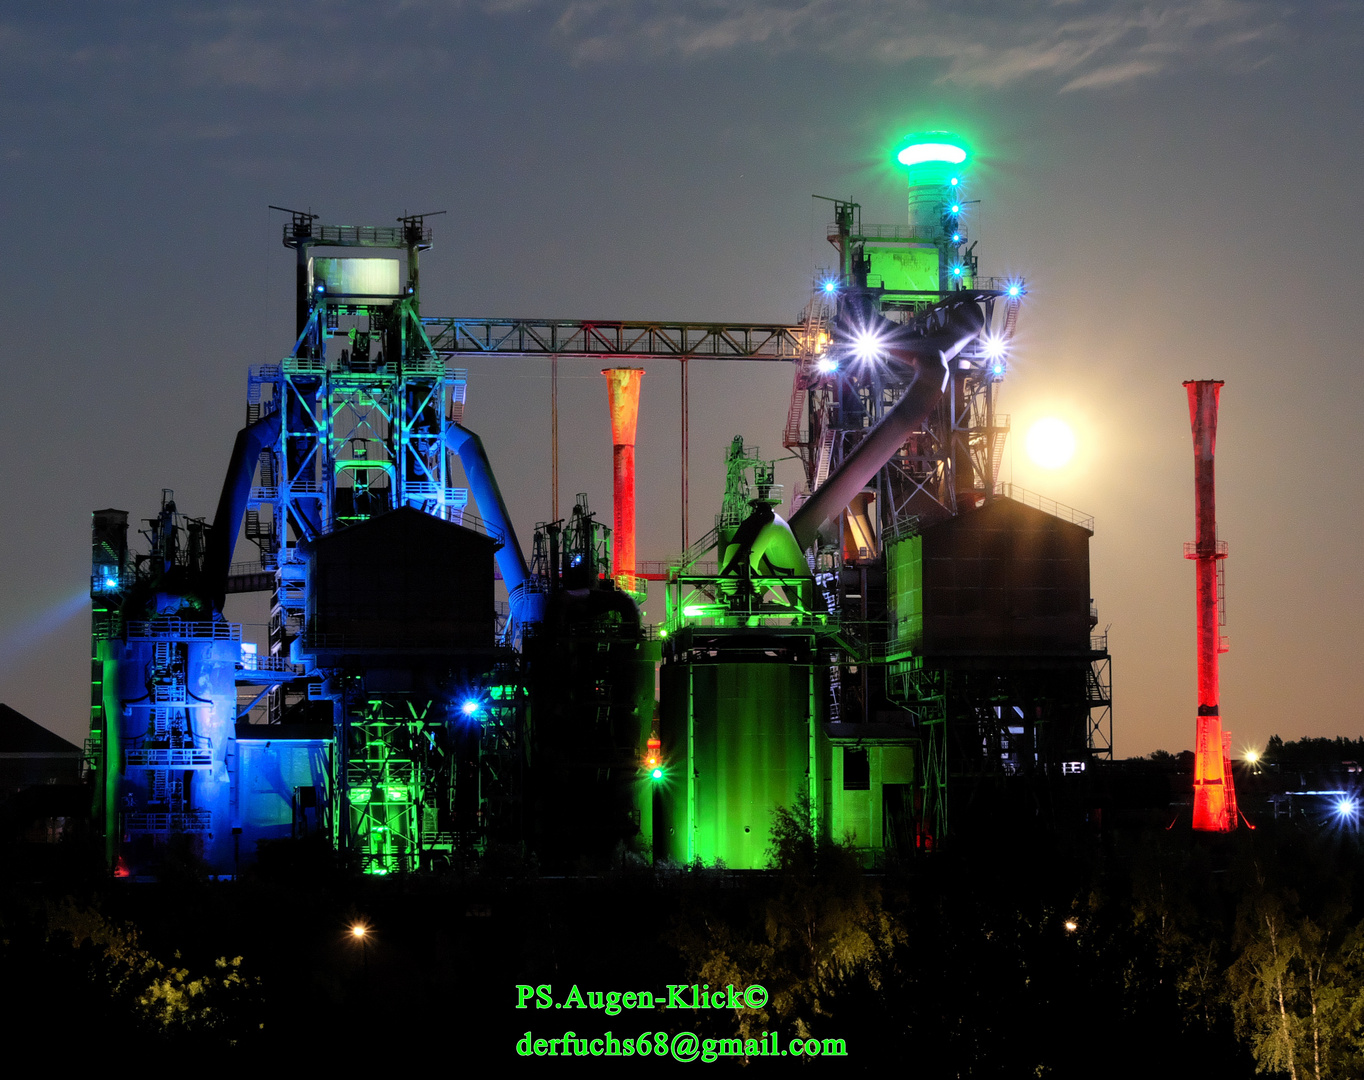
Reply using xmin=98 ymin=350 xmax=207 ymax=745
xmin=657 ymin=635 xmax=826 ymax=869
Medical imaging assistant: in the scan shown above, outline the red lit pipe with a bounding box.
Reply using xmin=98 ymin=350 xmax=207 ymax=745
xmin=603 ymin=368 xmax=644 ymax=587
xmin=1185 ymin=379 xmax=1236 ymax=832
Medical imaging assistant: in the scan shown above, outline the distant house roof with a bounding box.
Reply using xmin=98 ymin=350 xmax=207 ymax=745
xmin=0 ymin=705 xmax=82 ymax=755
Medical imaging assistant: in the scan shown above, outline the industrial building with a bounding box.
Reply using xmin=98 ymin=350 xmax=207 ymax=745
xmin=86 ymin=134 xmax=1111 ymax=876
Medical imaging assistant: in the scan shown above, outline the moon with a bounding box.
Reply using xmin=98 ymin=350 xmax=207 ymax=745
xmin=1026 ymin=417 xmax=1076 ymax=469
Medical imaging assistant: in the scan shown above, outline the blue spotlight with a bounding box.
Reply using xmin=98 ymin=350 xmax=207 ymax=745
xmin=951 ymin=266 xmax=964 ymax=277
xmin=1337 ymin=797 xmax=1357 ymax=818
xmin=816 ymin=356 xmax=838 ymax=374
xmin=461 ymin=699 xmax=481 ymax=717
xmin=950 ymin=204 xmax=961 ymax=214
xmin=822 ymin=279 xmax=838 ymax=294
xmin=950 ymin=177 xmax=959 ymax=186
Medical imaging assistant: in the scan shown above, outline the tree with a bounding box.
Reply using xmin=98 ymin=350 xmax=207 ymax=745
xmin=1228 ymin=890 xmax=1364 ymax=1078
xmin=673 ymin=794 xmax=905 ymax=1043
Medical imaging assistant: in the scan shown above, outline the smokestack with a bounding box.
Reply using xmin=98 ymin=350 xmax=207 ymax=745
xmin=603 ymin=368 xmax=644 ymax=588
xmin=1185 ymin=379 xmax=1237 ymax=832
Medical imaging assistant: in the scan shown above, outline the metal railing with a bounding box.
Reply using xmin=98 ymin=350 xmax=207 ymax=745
xmin=228 ymin=560 xmax=275 ymax=578
xmin=1182 ymin=540 xmax=1229 ymax=558
xmin=287 ymin=223 xmax=428 ymax=248
xmin=317 ymin=507 xmax=504 ymax=545
xmin=237 ymin=653 xmax=302 ymax=674
xmin=124 ymin=810 xmax=213 ymax=833
xmin=126 ymin=619 xmax=242 ymax=642
xmin=993 ymin=483 xmax=1094 ymax=531
xmin=125 ymin=747 xmax=213 ymax=770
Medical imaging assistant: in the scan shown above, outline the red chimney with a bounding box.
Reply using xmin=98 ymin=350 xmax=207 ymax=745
xmin=603 ymin=368 xmax=644 ymax=590
xmin=1185 ymin=380 xmax=1237 ymax=831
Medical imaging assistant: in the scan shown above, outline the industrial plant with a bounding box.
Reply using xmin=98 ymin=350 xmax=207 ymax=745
xmin=85 ymin=135 xmax=1115 ymax=877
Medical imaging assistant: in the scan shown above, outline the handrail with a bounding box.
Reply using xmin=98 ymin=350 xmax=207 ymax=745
xmin=993 ymin=483 xmax=1094 ymax=532
xmin=126 ymin=619 xmax=242 ymax=641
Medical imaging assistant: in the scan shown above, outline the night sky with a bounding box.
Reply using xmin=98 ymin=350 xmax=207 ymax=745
xmin=2 ymin=2 xmax=1361 ymax=758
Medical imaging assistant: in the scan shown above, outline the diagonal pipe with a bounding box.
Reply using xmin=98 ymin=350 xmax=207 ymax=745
xmin=205 ymin=411 xmax=281 ymax=613
xmin=788 ymin=300 xmax=985 ymax=552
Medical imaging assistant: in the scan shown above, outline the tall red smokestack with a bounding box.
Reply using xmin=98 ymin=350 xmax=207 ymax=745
xmin=1185 ymin=379 xmax=1237 ymax=831
xmin=603 ymin=368 xmax=644 ymax=589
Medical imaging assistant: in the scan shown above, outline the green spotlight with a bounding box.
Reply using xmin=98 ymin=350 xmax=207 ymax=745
xmin=894 ymin=131 xmax=970 ymax=187
xmin=651 ymin=767 xmax=664 ymax=781
xmin=896 ymin=141 xmax=967 ymax=167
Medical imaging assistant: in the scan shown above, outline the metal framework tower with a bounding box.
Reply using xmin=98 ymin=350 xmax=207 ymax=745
xmin=773 ymin=134 xmax=1112 ymax=846
xmin=241 ymin=212 xmax=527 ymax=872
xmin=243 ymin=212 xmax=470 ymax=703
xmin=1185 ymin=379 xmax=1237 ymax=831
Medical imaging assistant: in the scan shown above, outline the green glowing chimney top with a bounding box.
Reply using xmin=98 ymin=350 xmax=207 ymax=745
xmin=895 ymin=131 xmax=970 ymax=185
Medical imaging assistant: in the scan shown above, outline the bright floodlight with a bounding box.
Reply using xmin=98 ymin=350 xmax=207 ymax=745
xmin=981 ymin=335 xmax=1007 ymax=360
xmin=822 ymin=280 xmax=838 ymax=294
xmin=850 ymin=327 xmax=886 ymax=364
xmin=1244 ymin=749 xmax=1260 ymax=764
xmin=1026 ymin=418 xmax=1076 ymax=470
xmin=1064 ymin=919 xmax=1078 ymax=933
xmin=651 ymin=768 xmax=663 ymax=780
xmin=461 ymin=699 xmax=480 ymax=716
xmin=351 ymin=924 xmax=367 ymax=938
xmin=816 ymin=356 xmax=838 ymax=374
xmin=897 ymin=141 xmax=968 ymax=167
xmin=1338 ymin=798 xmax=1357 ymax=817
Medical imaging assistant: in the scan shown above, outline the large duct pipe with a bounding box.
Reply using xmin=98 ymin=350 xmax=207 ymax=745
xmin=443 ymin=423 xmax=542 ymax=626
xmin=788 ymin=301 xmax=985 ymax=552
xmin=603 ymin=368 xmax=644 ymax=586
xmin=1185 ymin=379 xmax=1237 ymax=832
xmin=205 ymin=411 xmax=281 ymax=613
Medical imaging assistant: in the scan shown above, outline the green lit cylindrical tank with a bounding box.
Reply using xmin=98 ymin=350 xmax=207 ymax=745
xmin=657 ymin=632 xmax=826 ymax=869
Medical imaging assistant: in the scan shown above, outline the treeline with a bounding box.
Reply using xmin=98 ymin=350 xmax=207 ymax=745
xmin=1150 ymin=736 xmax=1364 ymax=764
xmin=669 ymin=810 xmax=1364 ymax=1076
xmin=6 ymin=819 xmax=1364 ymax=1073
xmin=1264 ymin=735 xmax=1364 ymax=765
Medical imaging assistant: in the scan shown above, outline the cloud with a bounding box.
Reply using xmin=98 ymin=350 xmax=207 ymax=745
xmin=538 ymin=0 xmax=1291 ymax=90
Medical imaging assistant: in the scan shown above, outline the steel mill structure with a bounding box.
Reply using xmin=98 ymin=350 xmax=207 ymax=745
xmin=1185 ymin=380 xmax=1238 ymax=831
xmin=86 ymin=133 xmax=1115 ymax=876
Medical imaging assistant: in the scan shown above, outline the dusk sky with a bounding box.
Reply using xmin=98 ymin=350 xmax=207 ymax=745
xmin=2 ymin=1 xmax=1361 ymax=758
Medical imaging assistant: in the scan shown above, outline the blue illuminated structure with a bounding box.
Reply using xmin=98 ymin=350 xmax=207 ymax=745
xmin=89 ymin=496 xmax=253 ymax=875
xmin=90 ymin=215 xmax=534 ymax=876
